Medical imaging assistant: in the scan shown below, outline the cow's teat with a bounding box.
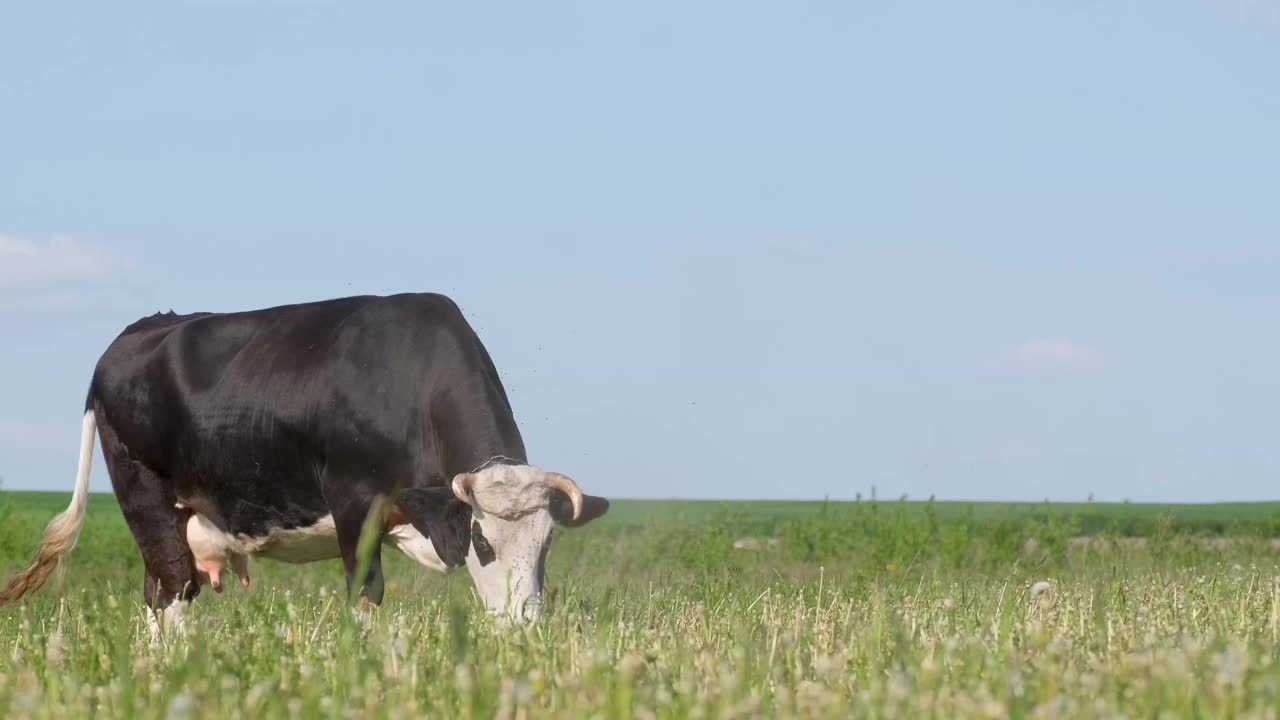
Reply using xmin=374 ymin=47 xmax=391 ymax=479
xmin=186 ymin=514 xmax=252 ymax=591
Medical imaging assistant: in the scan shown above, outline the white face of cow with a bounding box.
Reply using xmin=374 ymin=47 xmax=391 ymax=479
xmin=451 ymin=464 xmax=605 ymax=622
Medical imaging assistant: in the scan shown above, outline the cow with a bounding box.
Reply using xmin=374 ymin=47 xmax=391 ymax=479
xmin=0 ymin=293 xmax=609 ymax=639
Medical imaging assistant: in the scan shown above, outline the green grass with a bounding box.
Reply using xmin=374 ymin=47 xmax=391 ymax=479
xmin=609 ymin=496 xmax=1280 ymax=535
xmin=4 ymin=490 xmax=1280 ymax=718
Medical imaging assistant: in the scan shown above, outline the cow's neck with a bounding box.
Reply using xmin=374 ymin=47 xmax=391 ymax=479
xmin=470 ymin=454 xmax=525 ymax=473
xmin=433 ymin=374 xmax=528 ymax=478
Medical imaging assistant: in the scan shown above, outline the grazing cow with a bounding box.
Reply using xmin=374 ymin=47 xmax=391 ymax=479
xmin=0 ymin=293 xmax=608 ymax=637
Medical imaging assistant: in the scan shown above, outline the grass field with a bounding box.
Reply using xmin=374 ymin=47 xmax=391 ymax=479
xmin=4 ymin=491 xmax=1280 ymax=718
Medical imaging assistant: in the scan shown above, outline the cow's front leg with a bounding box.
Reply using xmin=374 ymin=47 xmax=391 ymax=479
xmin=328 ymin=489 xmax=387 ymax=607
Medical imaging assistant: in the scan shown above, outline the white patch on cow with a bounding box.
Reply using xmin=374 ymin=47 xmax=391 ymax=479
xmin=384 ymin=524 xmax=447 ymax=572
xmin=466 ymin=508 xmax=553 ymax=623
xmin=459 ymin=464 xmax=559 ymax=622
xmin=184 ymin=513 xmax=341 ymax=574
xmin=253 ymin=515 xmax=341 ymax=563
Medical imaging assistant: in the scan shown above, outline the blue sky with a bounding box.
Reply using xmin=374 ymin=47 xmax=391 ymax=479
xmin=1 ymin=1 xmax=1278 ymax=502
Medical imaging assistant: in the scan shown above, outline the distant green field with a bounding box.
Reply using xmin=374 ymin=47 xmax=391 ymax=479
xmin=606 ymin=496 xmax=1280 ymax=535
xmin=6 ymin=489 xmax=1280 ymax=718
xmin=10 ymin=490 xmax=1280 ymax=538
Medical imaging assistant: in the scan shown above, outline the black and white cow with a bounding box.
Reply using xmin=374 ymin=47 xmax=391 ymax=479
xmin=0 ymin=293 xmax=608 ymax=637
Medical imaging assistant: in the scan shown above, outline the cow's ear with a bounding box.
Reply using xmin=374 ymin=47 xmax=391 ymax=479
xmin=425 ymin=495 xmax=473 ymax=567
xmin=550 ymin=492 xmax=610 ymax=527
xmin=395 ymin=487 xmax=472 ymax=567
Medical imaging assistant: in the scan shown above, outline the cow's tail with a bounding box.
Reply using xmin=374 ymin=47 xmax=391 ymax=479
xmin=0 ymin=410 xmax=97 ymax=606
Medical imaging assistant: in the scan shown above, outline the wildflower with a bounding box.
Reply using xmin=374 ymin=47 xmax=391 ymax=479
xmin=44 ymin=629 xmax=66 ymax=669
xmin=813 ymin=652 xmax=845 ymax=678
xmin=164 ymin=691 xmax=194 ymax=720
xmin=245 ymin=682 xmax=271 ymax=709
xmin=514 ymin=680 xmax=533 ymax=702
xmin=455 ymin=664 xmax=475 ymax=692
xmin=1212 ymin=643 xmax=1250 ymax=689
xmin=620 ymin=653 xmax=646 ymax=675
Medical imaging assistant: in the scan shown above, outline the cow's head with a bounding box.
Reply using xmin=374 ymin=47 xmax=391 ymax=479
xmin=437 ymin=464 xmax=608 ymax=622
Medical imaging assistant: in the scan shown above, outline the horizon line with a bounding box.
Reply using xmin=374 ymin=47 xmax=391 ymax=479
xmin=2 ymin=489 xmax=1278 ymax=506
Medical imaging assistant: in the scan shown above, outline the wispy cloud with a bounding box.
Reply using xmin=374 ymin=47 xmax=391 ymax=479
xmin=0 ymin=234 xmax=127 ymax=289
xmin=1205 ymin=0 xmax=1280 ymax=30
xmin=0 ymin=233 xmax=143 ymax=313
xmin=1013 ymin=337 xmax=1101 ymax=370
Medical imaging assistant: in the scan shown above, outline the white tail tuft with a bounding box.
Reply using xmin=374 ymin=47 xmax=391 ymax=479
xmin=0 ymin=410 xmax=97 ymax=605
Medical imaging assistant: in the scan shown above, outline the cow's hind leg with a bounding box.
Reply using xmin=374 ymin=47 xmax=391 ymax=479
xmin=98 ymin=421 xmax=198 ymax=643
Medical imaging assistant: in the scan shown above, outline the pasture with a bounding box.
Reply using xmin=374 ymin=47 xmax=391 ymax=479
xmin=5 ymin=492 xmax=1280 ymax=718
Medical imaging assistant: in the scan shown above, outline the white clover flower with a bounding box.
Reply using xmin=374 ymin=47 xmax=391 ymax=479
xmin=44 ymin=629 xmax=66 ymax=669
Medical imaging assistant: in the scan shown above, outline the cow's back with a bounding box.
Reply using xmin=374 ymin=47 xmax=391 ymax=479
xmin=87 ymin=293 xmax=487 ymax=536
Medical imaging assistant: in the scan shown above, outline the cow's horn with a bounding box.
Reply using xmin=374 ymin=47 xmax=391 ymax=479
xmin=546 ymin=472 xmax=583 ymax=520
xmin=452 ymin=473 xmax=477 ymax=505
